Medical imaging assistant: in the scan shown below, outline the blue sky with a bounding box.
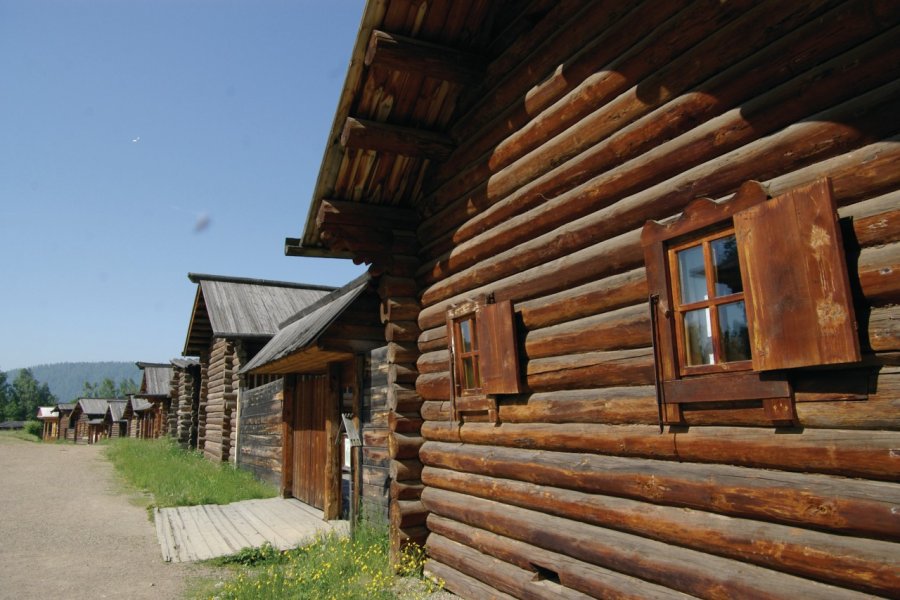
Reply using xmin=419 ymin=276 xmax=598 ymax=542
xmin=0 ymin=0 xmax=368 ymax=370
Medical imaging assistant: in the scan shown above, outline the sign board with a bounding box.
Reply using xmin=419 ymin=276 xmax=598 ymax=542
xmin=341 ymin=413 xmax=362 ymax=446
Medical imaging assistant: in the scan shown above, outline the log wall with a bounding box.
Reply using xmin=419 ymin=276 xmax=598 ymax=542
xmin=413 ymin=2 xmax=900 ymax=598
xmin=361 ymin=345 xmax=391 ymax=521
xmin=236 ymin=378 xmax=283 ymax=487
xmin=202 ymin=338 xmax=240 ymax=463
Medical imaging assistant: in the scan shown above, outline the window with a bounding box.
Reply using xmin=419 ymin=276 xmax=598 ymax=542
xmin=447 ymin=297 xmax=522 ymax=422
xmin=642 ymin=179 xmax=860 ymax=426
xmin=668 ymin=228 xmax=751 ymax=374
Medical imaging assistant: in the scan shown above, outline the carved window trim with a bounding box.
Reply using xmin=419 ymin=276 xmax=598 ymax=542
xmin=447 ymin=296 xmax=522 ymax=422
xmin=642 ymin=179 xmax=860 ymax=427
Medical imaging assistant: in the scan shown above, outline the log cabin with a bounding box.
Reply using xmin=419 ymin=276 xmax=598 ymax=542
xmin=70 ymin=399 xmax=113 ymax=444
xmin=284 ymin=1 xmax=900 ymax=597
xmin=135 ymin=361 xmax=174 ymax=438
xmin=169 ymin=357 xmax=200 ymax=449
xmin=36 ymin=406 xmax=57 ymax=441
xmin=104 ymin=400 xmax=127 ymax=439
xmin=182 ymin=273 xmax=334 ymax=463
xmin=122 ymin=395 xmax=155 ymax=439
xmin=241 ymin=273 xmax=391 ymax=521
xmin=55 ymin=403 xmax=74 ymax=441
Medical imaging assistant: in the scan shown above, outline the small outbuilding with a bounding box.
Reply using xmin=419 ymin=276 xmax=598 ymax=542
xmin=182 ymin=273 xmax=334 ymax=463
xmin=70 ymin=399 xmax=113 ymax=444
xmin=122 ymin=396 xmax=155 ymax=439
xmin=241 ymin=273 xmax=388 ymax=521
xmin=135 ymin=361 xmax=174 ymax=438
xmin=104 ymin=400 xmax=128 ymax=439
xmin=36 ymin=406 xmax=57 ymax=441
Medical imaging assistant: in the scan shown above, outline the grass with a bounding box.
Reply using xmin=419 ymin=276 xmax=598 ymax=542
xmin=0 ymin=427 xmax=41 ymax=443
xmin=199 ymin=520 xmax=443 ymax=600
xmin=104 ymin=437 xmax=277 ymax=507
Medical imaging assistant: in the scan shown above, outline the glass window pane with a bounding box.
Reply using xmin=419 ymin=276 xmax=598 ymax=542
xmin=462 ymin=357 xmax=477 ymax=389
xmin=459 ymin=319 xmax=472 ymax=353
xmin=718 ymin=301 xmax=751 ymax=362
xmin=677 ymin=245 xmax=707 ymax=304
xmin=711 ymin=235 xmax=743 ymax=297
xmin=683 ymin=308 xmax=714 ymax=366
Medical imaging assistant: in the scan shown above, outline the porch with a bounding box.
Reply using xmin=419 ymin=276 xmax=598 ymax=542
xmin=154 ymin=497 xmax=349 ymax=562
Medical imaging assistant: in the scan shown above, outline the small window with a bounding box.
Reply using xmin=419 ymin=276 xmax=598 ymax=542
xmin=642 ymin=179 xmax=860 ymax=426
xmin=668 ymin=229 xmax=751 ymax=374
xmin=447 ymin=297 xmax=522 ymax=422
xmin=451 ymin=312 xmax=482 ymax=396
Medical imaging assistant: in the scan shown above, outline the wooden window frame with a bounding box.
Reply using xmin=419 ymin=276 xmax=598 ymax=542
xmin=447 ymin=296 xmax=522 ymax=422
xmin=667 ymin=227 xmax=752 ymax=376
xmin=642 ymin=179 xmax=860 ymax=427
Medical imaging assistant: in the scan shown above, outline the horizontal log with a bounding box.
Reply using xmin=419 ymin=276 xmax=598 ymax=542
xmin=380 ymin=297 xmax=420 ymax=323
xmin=424 ymin=469 xmax=900 ymax=596
xmin=417 ymin=325 xmax=447 ymax=353
xmin=427 ymin=533 xmax=605 ymax=600
xmin=365 ymin=30 xmax=481 ymax=84
xmin=378 ymin=277 xmax=419 ymax=300
xmin=858 ymin=242 xmax=900 ymax=305
xmin=420 ymin=103 xmax=900 ymax=327
xmin=385 ymin=321 xmax=421 ymax=343
xmin=425 ymin=559 xmax=517 ymax=600
xmin=389 ymin=432 xmax=424 ymax=460
xmin=422 ymin=487 xmax=875 ymax=599
xmin=419 ymin=441 xmax=900 ymax=539
xmin=387 ymin=364 xmax=418 ymax=386
xmin=391 ymin=499 xmax=427 ymax=529
xmin=422 ymin=3 xmax=900 ymax=250
xmin=417 ymin=349 xmax=448 ymax=375
xmin=524 ymin=303 xmax=649 ymax=359
xmin=340 ymin=117 xmax=454 ymax=161
xmin=387 ymin=342 xmax=418 ymax=364
xmin=516 ymin=268 xmax=647 ymax=330
xmin=315 ymin=198 xmax=417 ymax=231
xmin=388 ymin=411 xmax=423 ymax=434
xmin=390 ymin=480 xmax=423 ymax=501
xmin=428 ymin=517 xmax=694 ymax=600
xmin=420 ymin=421 xmax=899 ymax=481
xmin=390 ymin=458 xmax=423 ymax=482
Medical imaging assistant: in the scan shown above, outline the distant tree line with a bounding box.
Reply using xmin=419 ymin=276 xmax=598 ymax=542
xmin=0 ymin=367 xmax=140 ymax=422
xmin=80 ymin=377 xmax=139 ymax=399
xmin=0 ymin=368 xmax=57 ymax=422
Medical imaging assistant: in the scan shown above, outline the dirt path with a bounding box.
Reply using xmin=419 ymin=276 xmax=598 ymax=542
xmin=0 ymin=435 xmax=214 ymax=600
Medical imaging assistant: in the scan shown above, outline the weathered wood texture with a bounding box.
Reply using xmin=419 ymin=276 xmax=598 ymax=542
xmin=402 ymin=3 xmax=900 ymax=598
xmin=202 ymin=337 xmax=239 ymax=463
xmin=236 ymin=378 xmax=283 ymax=487
xmin=361 ymin=345 xmax=391 ymax=521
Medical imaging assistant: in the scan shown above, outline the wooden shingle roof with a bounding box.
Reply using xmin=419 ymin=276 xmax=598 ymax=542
xmin=183 ymin=273 xmax=335 ymax=356
xmin=241 ymin=273 xmax=371 ymax=374
xmin=286 ymin=0 xmax=521 ymax=258
xmin=136 ymin=362 xmax=173 ymax=397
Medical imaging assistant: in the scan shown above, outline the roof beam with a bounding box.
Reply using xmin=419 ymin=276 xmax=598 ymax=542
xmin=340 ymin=117 xmax=454 ymax=161
xmin=315 ymin=199 xmax=417 ymax=230
xmin=365 ymin=29 xmax=482 ymax=84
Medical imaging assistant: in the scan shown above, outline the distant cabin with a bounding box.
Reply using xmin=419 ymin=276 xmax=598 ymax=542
xmin=135 ymin=361 xmax=174 ymax=438
xmin=181 ymin=273 xmax=334 ymax=464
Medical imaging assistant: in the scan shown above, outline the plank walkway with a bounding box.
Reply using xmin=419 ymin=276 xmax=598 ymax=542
xmin=155 ymin=497 xmax=350 ymax=562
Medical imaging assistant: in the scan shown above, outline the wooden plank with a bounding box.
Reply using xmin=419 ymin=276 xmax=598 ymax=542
xmin=340 ymin=117 xmax=454 ymax=161
xmin=735 ymin=178 xmax=861 ymax=370
xmin=477 ymin=300 xmax=522 ymax=394
xmin=217 ymin=503 xmax=269 ymax=549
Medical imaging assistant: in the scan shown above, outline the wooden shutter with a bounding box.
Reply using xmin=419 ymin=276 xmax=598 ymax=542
xmin=734 ymin=178 xmax=860 ymax=371
xmin=477 ymin=300 xmax=523 ymax=395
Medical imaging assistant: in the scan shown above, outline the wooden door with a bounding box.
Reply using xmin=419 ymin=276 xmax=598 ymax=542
xmin=291 ymin=375 xmax=327 ymax=509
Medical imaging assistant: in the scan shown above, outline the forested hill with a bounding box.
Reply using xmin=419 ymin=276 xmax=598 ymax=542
xmin=7 ymin=362 xmax=142 ymax=403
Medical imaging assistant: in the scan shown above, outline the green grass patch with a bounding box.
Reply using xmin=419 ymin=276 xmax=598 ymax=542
xmin=0 ymin=428 xmax=41 ymax=443
xmin=104 ymin=437 xmax=276 ymax=507
xmin=202 ymin=520 xmax=442 ymax=600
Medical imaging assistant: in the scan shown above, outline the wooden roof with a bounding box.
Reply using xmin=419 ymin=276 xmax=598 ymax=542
xmin=74 ymin=398 xmax=113 ymax=417
xmin=183 ymin=273 xmax=335 ymax=356
xmin=241 ymin=273 xmax=371 ymax=374
xmin=106 ymin=400 xmax=127 ymax=422
xmin=287 ymin=0 xmax=524 ymax=257
xmin=136 ymin=362 xmax=173 ymax=397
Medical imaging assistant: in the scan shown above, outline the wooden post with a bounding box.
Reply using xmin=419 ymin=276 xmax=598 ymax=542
xmin=323 ymin=363 xmax=342 ymax=520
xmin=281 ymin=375 xmax=295 ymax=499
